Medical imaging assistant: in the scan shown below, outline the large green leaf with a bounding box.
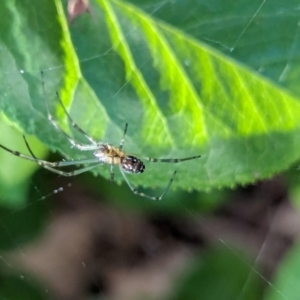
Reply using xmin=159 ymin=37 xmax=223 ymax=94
xmin=0 ymin=0 xmax=300 ymax=192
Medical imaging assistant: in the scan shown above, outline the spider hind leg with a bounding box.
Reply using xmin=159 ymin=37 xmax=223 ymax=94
xmin=119 ymin=167 xmax=176 ymax=201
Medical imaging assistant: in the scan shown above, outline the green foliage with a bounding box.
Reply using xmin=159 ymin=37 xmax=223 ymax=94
xmin=0 ymin=0 xmax=300 ymax=195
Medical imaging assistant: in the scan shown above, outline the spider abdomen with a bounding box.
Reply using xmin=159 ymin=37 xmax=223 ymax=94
xmin=121 ymin=156 xmax=145 ymax=174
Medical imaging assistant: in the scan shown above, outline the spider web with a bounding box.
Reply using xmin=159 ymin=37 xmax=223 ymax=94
xmin=0 ymin=0 xmax=300 ymax=299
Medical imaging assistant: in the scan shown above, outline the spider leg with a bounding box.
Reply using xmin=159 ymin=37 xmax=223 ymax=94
xmin=0 ymin=142 xmax=99 ymax=168
xmin=36 ymin=161 xmax=104 ymax=177
xmin=118 ymin=123 xmax=128 ymax=150
xmin=142 ymin=154 xmax=201 ymax=163
xmin=0 ymin=143 xmax=48 ymax=165
xmin=55 ymin=91 xmax=97 ymax=145
xmin=119 ymin=167 xmax=177 ymax=201
xmin=41 ymin=72 xmax=98 ymax=151
xmin=110 ymin=156 xmax=115 ymax=181
xmin=23 ymin=135 xmax=37 ymax=159
xmin=111 ymin=122 xmax=128 ymax=180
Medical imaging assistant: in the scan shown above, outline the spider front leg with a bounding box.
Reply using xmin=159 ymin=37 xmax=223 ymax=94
xmin=55 ymin=91 xmax=97 ymax=145
xmin=0 ymin=138 xmax=102 ymax=176
xmin=40 ymin=72 xmax=98 ymax=151
xmin=118 ymin=123 xmax=128 ymax=150
xmin=22 ymin=135 xmax=99 ymax=167
xmin=23 ymin=135 xmax=37 ymax=159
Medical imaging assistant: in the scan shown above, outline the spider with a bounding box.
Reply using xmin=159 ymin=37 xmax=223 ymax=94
xmin=0 ymin=74 xmax=201 ymax=200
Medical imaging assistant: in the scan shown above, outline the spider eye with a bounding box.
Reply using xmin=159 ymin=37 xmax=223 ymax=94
xmin=122 ymin=156 xmax=145 ymax=174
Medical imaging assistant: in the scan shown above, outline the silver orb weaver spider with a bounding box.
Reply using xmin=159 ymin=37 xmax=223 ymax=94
xmin=0 ymin=73 xmax=201 ymax=201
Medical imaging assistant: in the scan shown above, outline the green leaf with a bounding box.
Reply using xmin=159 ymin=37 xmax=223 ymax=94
xmin=1 ymin=0 xmax=300 ymax=192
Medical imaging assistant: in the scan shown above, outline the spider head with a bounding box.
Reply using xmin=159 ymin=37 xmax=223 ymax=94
xmin=121 ymin=156 xmax=145 ymax=174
